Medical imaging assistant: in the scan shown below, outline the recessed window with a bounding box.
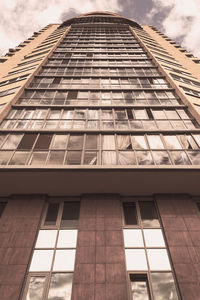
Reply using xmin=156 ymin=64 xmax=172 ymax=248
xmin=129 ymin=274 xmax=151 ymax=300
xmin=44 ymin=203 xmax=59 ymax=226
xmin=139 ymin=201 xmax=160 ymax=227
xmin=61 ymin=202 xmax=80 ymax=228
xmin=34 ymin=134 xmax=52 ymax=150
xmin=123 ymin=202 xmax=138 ymax=225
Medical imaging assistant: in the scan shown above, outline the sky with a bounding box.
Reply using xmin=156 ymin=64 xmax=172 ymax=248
xmin=0 ymin=0 xmax=200 ymax=58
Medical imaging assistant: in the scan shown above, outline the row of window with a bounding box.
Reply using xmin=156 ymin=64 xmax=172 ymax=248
xmin=1 ymin=108 xmax=196 ymax=130
xmin=29 ymin=77 xmax=168 ymax=89
xmin=22 ymin=199 xmax=180 ymax=299
xmin=122 ymin=201 xmax=179 ymax=300
xmin=52 ymin=53 xmax=147 ymax=59
xmin=1 ymin=118 xmax=196 ymax=130
xmin=47 ymin=59 xmax=154 ymax=67
xmin=171 ymin=73 xmax=200 ymax=88
xmin=1 ymin=134 xmax=200 ymax=165
xmin=4 ymin=108 xmax=192 ymax=121
xmin=40 ymin=67 xmax=160 ymax=77
xmin=2 ymin=133 xmax=200 ymax=150
xmin=23 ymin=200 xmax=80 ymax=299
xmin=18 ymin=90 xmax=180 ymax=106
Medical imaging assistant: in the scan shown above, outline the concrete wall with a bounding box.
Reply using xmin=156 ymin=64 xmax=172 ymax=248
xmin=0 ymin=196 xmax=45 ymax=300
xmin=157 ymin=194 xmax=200 ymax=300
xmin=72 ymin=195 xmax=128 ymax=300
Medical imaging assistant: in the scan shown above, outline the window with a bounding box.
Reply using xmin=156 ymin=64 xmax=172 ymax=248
xmin=0 ymin=86 xmax=19 ymax=97
xmin=0 ymin=202 xmax=6 ymax=217
xmin=23 ymin=199 xmax=80 ymax=300
xmin=129 ymin=274 xmax=151 ymax=300
xmin=123 ymin=200 xmax=179 ymax=300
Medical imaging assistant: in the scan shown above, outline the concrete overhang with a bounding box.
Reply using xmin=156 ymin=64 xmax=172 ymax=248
xmin=0 ymin=167 xmax=200 ymax=196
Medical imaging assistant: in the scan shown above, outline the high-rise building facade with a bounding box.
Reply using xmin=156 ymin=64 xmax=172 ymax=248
xmin=0 ymin=11 xmax=200 ymax=300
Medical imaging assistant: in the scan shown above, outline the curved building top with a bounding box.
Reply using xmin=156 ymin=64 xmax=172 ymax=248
xmin=60 ymin=11 xmax=141 ymax=28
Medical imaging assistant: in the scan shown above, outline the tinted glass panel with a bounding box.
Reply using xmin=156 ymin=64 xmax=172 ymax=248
xmin=17 ymin=134 xmax=37 ymax=150
xmin=61 ymin=202 xmax=80 ymax=227
xmin=44 ymin=203 xmax=59 ymax=226
xmin=48 ymin=273 xmax=73 ymax=300
xmin=151 ymin=273 xmax=179 ymax=300
xmin=139 ymin=201 xmax=160 ymax=227
xmin=34 ymin=134 xmax=52 ymax=149
xmin=26 ymin=276 xmax=46 ymax=300
xmin=123 ymin=202 xmax=138 ymax=225
xmin=130 ymin=274 xmax=150 ymax=300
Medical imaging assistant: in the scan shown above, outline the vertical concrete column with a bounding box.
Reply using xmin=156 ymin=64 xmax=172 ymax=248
xmin=0 ymin=195 xmax=45 ymax=300
xmin=156 ymin=194 xmax=200 ymax=300
xmin=73 ymin=195 xmax=128 ymax=300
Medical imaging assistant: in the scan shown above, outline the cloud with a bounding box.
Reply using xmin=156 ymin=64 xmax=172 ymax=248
xmin=147 ymin=0 xmax=200 ymax=58
xmin=0 ymin=0 xmax=199 ymax=59
xmin=0 ymin=0 xmax=121 ymax=56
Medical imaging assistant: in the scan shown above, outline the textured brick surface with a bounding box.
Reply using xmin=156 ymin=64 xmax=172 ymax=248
xmin=72 ymin=195 xmax=128 ymax=300
xmin=157 ymin=194 xmax=200 ymax=300
xmin=0 ymin=196 xmax=44 ymax=300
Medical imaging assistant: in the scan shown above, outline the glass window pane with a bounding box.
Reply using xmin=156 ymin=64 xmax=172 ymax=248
xmin=125 ymin=249 xmax=148 ymax=271
xmin=130 ymin=274 xmax=150 ymax=300
xmin=144 ymin=229 xmax=165 ymax=247
xmin=170 ymin=151 xmax=190 ymax=165
xmin=61 ymin=202 xmax=80 ymax=228
xmin=2 ymin=134 xmax=22 ymax=149
xmin=9 ymin=151 xmax=29 ymax=165
xmin=117 ymin=135 xmax=132 ymax=150
xmin=152 ymin=151 xmax=171 ymax=165
xmin=29 ymin=250 xmax=53 ymax=271
xmin=147 ymin=249 xmax=171 ymax=271
xmin=26 ymin=276 xmax=46 ymax=300
xmin=123 ymin=202 xmax=138 ymax=225
xmin=34 ymin=134 xmax=52 ymax=150
xmin=187 ymin=151 xmax=200 ymax=165
xmin=53 ymin=249 xmax=75 ymax=271
xmin=47 ymin=151 xmax=65 ymax=165
xmin=164 ymin=136 xmax=182 ymax=149
xmin=85 ymin=135 xmax=98 ymax=149
xmin=147 ymin=135 xmax=164 ymax=149
xmin=123 ymin=229 xmax=144 ymax=247
xmin=66 ymin=151 xmax=81 ymax=164
xmin=131 ymin=136 xmax=148 ymax=149
xmin=30 ymin=152 xmax=48 ymax=165
xmin=102 ymin=151 xmax=117 ymax=164
xmin=68 ymin=135 xmax=83 ymax=149
xmin=102 ymin=135 xmax=115 ymax=149
xmin=48 ymin=273 xmax=73 ymax=300
xmin=118 ymin=151 xmax=136 ymax=165
xmin=151 ymin=273 xmax=179 ymax=300
xmin=51 ymin=135 xmax=68 ymax=149
xmin=44 ymin=203 xmax=59 ymax=226
xmin=17 ymin=134 xmax=37 ymax=150
xmin=134 ymin=109 xmax=148 ymax=119
xmin=139 ymin=201 xmax=160 ymax=227
xmin=136 ymin=151 xmax=153 ymax=165
xmin=35 ymin=230 xmax=57 ymax=248
xmin=0 ymin=151 xmax=12 ymax=165
xmin=57 ymin=230 xmax=78 ymax=248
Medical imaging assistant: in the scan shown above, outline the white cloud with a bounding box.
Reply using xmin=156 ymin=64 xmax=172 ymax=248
xmin=148 ymin=0 xmax=200 ymax=58
xmin=0 ymin=0 xmax=121 ymax=56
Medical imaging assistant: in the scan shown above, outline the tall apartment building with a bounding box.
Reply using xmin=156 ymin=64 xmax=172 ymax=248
xmin=0 ymin=11 xmax=200 ymax=300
